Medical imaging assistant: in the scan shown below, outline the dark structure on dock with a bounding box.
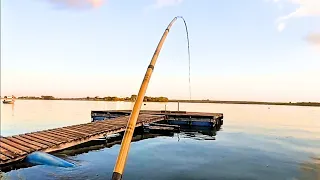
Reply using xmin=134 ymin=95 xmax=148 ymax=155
xmin=0 ymin=110 xmax=223 ymax=169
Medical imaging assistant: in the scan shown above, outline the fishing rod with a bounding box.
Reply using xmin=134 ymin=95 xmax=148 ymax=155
xmin=111 ymin=16 xmax=191 ymax=180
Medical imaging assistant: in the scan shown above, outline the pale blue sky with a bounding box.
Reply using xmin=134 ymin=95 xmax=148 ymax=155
xmin=1 ymin=0 xmax=320 ymax=102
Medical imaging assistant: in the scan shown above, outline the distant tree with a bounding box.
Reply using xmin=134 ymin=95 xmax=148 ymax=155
xmin=142 ymin=96 xmax=168 ymax=102
xmin=41 ymin=96 xmax=55 ymax=100
xmin=158 ymin=97 xmax=169 ymax=102
xmin=131 ymin=95 xmax=137 ymax=102
xmin=110 ymin=97 xmax=118 ymax=101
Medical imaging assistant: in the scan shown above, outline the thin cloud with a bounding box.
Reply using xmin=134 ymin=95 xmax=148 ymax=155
xmin=274 ymin=0 xmax=320 ymax=32
xmin=153 ymin=0 xmax=183 ymax=8
xmin=156 ymin=0 xmax=183 ymax=7
xmin=273 ymin=0 xmax=320 ymax=50
xmin=306 ymin=33 xmax=320 ymax=45
xmin=48 ymin=0 xmax=104 ymax=9
xmin=143 ymin=0 xmax=184 ymax=13
xmin=276 ymin=0 xmax=320 ymax=21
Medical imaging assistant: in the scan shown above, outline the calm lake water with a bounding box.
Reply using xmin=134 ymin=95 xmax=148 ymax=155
xmin=1 ymin=100 xmax=320 ymax=180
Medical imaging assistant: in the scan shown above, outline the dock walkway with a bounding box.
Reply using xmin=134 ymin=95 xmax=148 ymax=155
xmin=0 ymin=110 xmax=223 ymax=168
xmin=0 ymin=114 xmax=164 ymax=166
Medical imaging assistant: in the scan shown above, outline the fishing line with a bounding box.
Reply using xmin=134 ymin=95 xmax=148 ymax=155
xmin=176 ymin=16 xmax=191 ymax=100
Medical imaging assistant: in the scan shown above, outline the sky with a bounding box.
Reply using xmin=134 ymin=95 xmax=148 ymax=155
xmin=1 ymin=0 xmax=320 ymax=102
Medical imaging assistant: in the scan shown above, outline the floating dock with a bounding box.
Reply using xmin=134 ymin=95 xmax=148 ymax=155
xmin=0 ymin=110 xmax=223 ymax=169
xmin=91 ymin=110 xmax=223 ymax=127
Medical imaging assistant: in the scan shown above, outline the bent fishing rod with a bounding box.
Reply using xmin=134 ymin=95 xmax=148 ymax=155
xmin=111 ymin=16 xmax=191 ymax=180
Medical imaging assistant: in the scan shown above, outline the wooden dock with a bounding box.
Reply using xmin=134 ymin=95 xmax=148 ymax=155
xmin=92 ymin=110 xmax=224 ymax=126
xmin=0 ymin=110 xmax=223 ymax=168
xmin=0 ymin=114 xmax=164 ymax=167
xmin=91 ymin=110 xmax=223 ymax=122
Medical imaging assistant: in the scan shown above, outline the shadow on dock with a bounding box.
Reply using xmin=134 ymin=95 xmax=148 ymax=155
xmin=0 ymin=125 xmax=222 ymax=173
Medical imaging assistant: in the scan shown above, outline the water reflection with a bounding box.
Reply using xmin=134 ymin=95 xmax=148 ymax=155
xmin=1 ymin=101 xmax=319 ymax=180
xmin=11 ymin=103 xmax=15 ymax=117
xmin=177 ymin=126 xmax=220 ymax=141
xmin=55 ymin=125 xmax=221 ymax=158
xmin=298 ymin=156 xmax=320 ymax=180
xmin=0 ymin=125 xmax=222 ymax=173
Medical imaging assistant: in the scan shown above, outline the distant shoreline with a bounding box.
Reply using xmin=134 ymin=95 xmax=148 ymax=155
xmin=2 ymin=97 xmax=319 ymax=107
xmin=168 ymin=100 xmax=320 ymax=107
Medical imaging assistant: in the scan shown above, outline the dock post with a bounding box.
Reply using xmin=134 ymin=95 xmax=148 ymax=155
xmin=178 ymin=101 xmax=180 ymax=111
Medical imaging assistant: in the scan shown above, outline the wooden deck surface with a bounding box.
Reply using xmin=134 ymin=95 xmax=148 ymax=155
xmin=0 ymin=114 xmax=164 ymax=166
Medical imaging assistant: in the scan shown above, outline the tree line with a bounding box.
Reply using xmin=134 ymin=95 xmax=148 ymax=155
xmin=8 ymin=96 xmax=320 ymax=107
xmin=16 ymin=95 xmax=169 ymax=102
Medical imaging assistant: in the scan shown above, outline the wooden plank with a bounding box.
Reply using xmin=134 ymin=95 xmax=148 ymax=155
xmin=105 ymin=121 xmax=128 ymax=125
xmin=19 ymin=135 xmax=54 ymax=147
xmin=7 ymin=137 xmax=42 ymax=151
xmin=63 ymin=121 xmax=100 ymax=129
xmin=105 ymin=117 xmax=128 ymax=121
xmin=73 ymin=125 xmax=116 ymax=136
xmin=138 ymin=116 xmax=164 ymax=124
xmin=0 ymin=144 xmax=18 ymax=158
xmin=104 ymin=121 xmax=127 ymax=126
xmin=0 ymin=138 xmax=33 ymax=153
xmin=76 ymin=123 xmax=112 ymax=131
xmin=0 ymin=142 xmax=27 ymax=156
xmin=30 ymin=133 xmax=68 ymax=144
xmin=111 ymin=117 xmax=129 ymax=121
xmin=76 ymin=121 xmax=117 ymax=130
xmin=50 ymin=127 xmax=87 ymax=137
xmin=81 ymin=122 xmax=119 ymax=132
xmin=48 ymin=129 xmax=83 ymax=139
xmin=92 ymin=123 xmax=117 ymax=130
xmin=13 ymin=136 xmax=48 ymax=149
xmin=40 ymin=131 xmax=74 ymax=141
xmin=80 ymin=122 xmax=123 ymax=136
xmin=62 ymin=127 xmax=94 ymax=136
xmin=63 ymin=128 xmax=90 ymax=136
xmin=35 ymin=131 xmax=70 ymax=141
xmin=68 ymin=124 xmax=104 ymax=131
xmin=110 ymin=120 xmax=129 ymax=124
xmin=0 ymin=153 xmax=10 ymax=161
xmin=26 ymin=134 xmax=60 ymax=145
xmin=64 ymin=127 xmax=97 ymax=135
xmin=70 ymin=125 xmax=105 ymax=134
xmin=69 ymin=124 xmax=118 ymax=136
xmin=69 ymin=125 xmax=111 ymax=134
